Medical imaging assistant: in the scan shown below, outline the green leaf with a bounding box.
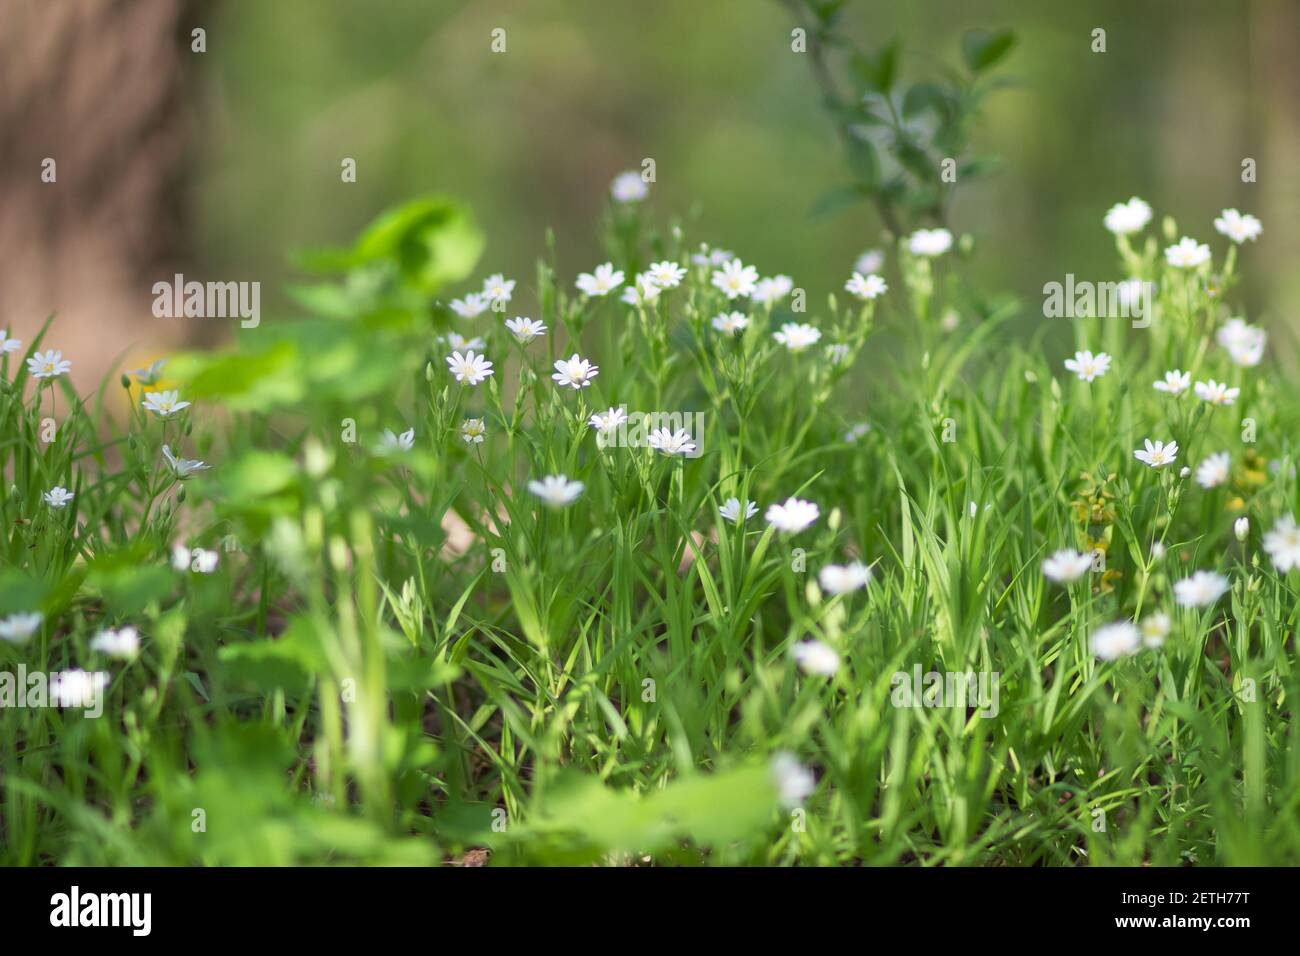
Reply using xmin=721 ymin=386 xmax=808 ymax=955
xmin=962 ymin=29 xmax=1016 ymax=74
xmin=850 ymin=39 xmax=900 ymax=94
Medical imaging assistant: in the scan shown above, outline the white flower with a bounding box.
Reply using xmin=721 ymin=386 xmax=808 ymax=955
xmin=1103 ymin=197 xmax=1152 ymax=235
xmin=1151 ymin=542 xmax=1166 ymax=560
xmin=481 ymin=273 xmax=515 ymax=304
xmin=576 ymin=262 xmax=625 ymax=297
xmin=1153 ymin=369 xmax=1191 ymax=395
xmin=505 ymin=316 xmax=547 ymax=343
xmin=588 ymin=407 xmax=628 ymax=433
xmin=752 ymin=275 xmax=794 ymax=304
xmin=818 ymin=561 xmax=871 ymax=594
xmin=1174 ymin=570 xmax=1229 ymax=607
xmin=845 ymin=272 xmax=887 ymax=300
xmin=844 ymin=423 xmax=871 ymax=443
xmin=646 ymin=427 xmax=696 ymax=457
xmin=27 ymin=349 xmax=72 ymax=379
xmin=552 ymin=353 xmax=599 ymax=389
xmin=1193 ymin=379 xmax=1239 ymax=406
xmin=1042 ymin=549 xmax=1093 ymax=583
xmin=718 ymin=497 xmax=758 ymax=523
xmin=907 ymin=228 xmax=953 ymax=257
xmin=527 ymin=474 xmax=585 ymax=507
xmin=1063 ymin=350 xmax=1111 ymax=382
xmin=446 ymin=350 xmax=494 ymax=386
xmin=90 ymin=626 xmax=140 ymax=659
xmin=692 ymin=246 xmax=735 ymax=267
xmin=610 ymin=171 xmax=649 ymax=202
xmin=1213 ymin=209 xmax=1262 ymax=244
xmin=854 ymin=249 xmax=884 ymax=274
xmin=1134 ymin=439 xmax=1179 ymax=468
xmin=461 ymin=418 xmax=486 ymax=444
xmin=1179 ymin=466 xmax=1191 ymax=478
xmin=1195 ymin=452 xmax=1230 ymax=489
xmin=773 ymin=322 xmax=822 ymax=352
xmin=1216 ymin=319 xmax=1266 ymax=367
xmin=130 ymin=358 xmax=166 ymax=383
xmin=1234 ymin=516 xmax=1250 ymax=542
xmin=445 ymin=332 xmax=487 ymax=352
xmin=0 ymin=611 xmax=43 ymax=644
xmin=711 ymin=259 xmax=760 ymax=300
xmin=141 ymin=390 xmax=191 ymax=418
xmin=620 ymin=273 xmax=662 ymax=305
xmin=377 ymin=427 xmax=415 ymax=454
xmin=792 ymin=640 xmax=841 ymax=677
xmin=826 ymin=343 xmax=851 ymax=365
xmin=765 ymin=497 xmax=820 ymax=533
xmin=1139 ymin=613 xmax=1170 ymax=649
xmin=172 ymin=543 xmax=219 ymax=573
xmin=1089 ymin=621 xmax=1141 ymax=661
xmin=1262 ymin=514 xmax=1300 ymax=572
xmin=0 ymin=329 xmax=22 ymax=354
xmin=1165 ymin=236 xmax=1211 ymax=269
xmin=50 ymin=669 xmax=109 ymax=709
xmin=711 ymin=311 xmax=750 ymax=336
xmin=44 ymin=486 xmax=74 ymax=508
xmin=449 ymin=293 xmax=490 ymax=319
xmin=770 ymin=751 xmax=815 ymax=808
xmin=162 ymin=444 xmax=210 ymax=478
xmin=646 ymin=261 xmax=687 ymax=289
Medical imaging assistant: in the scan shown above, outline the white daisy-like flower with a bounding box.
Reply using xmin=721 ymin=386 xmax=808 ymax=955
xmin=1195 ymin=452 xmax=1231 ymax=489
xmin=818 ymin=561 xmax=871 ymax=594
xmin=773 ymin=322 xmax=822 ymax=352
xmin=845 ymin=272 xmax=887 ymax=300
xmin=576 ymin=262 xmax=625 ymax=297
xmin=1173 ymin=570 xmax=1229 ymax=607
xmin=141 ymin=390 xmax=191 ymax=418
xmin=504 ymin=316 xmax=547 ymax=342
xmin=1164 ymin=236 xmax=1211 ymax=269
xmin=1042 ymin=549 xmax=1093 ymax=583
xmin=481 ymin=273 xmax=515 ymax=304
xmin=646 ymin=427 xmax=696 ymax=457
xmin=752 ymin=275 xmax=794 ymax=304
xmin=27 ymin=349 xmax=72 ymax=379
xmin=1262 ymin=514 xmax=1300 ymax=572
xmin=527 ymin=474 xmax=585 ymax=507
xmin=461 ymin=418 xmax=486 ymax=444
xmin=1234 ymin=516 xmax=1250 ymax=542
xmin=792 ymin=640 xmax=841 ymax=677
xmin=711 ymin=259 xmax=760 ymax=300
xmin=90 ymin=626 xmax=140 ymax=659
xmin=610 ymin=171 xmax=649 ymax=202
xmin=646 ymin=260 xmax=687 ymax=289
xmin=552 ymin=353 xmax=599 ymax=389
xmin=854 ymin=249 xmax=884 ymax=275
xmin=1134 ymin=439 xmax=1179 ymax=468
xmin=718 ymin=497 xmax=758 ymax=523
xmin=907 ymin=228 xmax=953 ymax=257
xmin=449 ymin=292 xmax=490 ymax=319
xmin=770 ymin=751 xmax=815 ymax=808
xmin=588 ymin=407 xmax=628 ymax=433
xmin=1213 ymin=209 xmax=1262 ymax=244
xmin=711 ymin=311 xmax=750 ymax=336
xmin=172 ymin=542 xmax=220 ymax=573
xmin=1103 ymin=197 xmax=1152 ymax=235
xmin=1089 ymin=621 xmax=1141 ymax=661
xmin=0 ymin=611 xmax=43 ymax=644
xmin=446 ymin=350 xmax=494 ymax=386
xmin=1193 ymin=379 xmax=1239 ymax=405
xmin=377 ymin=427 xmax=415 ymax=454
xmin=0 ymin=329 xmax=22 ymax=354
xmin=50 ymin=669 xmax=109 ymax=709
xmin=1139 ymin=613 xmax=1170 ymax=649
xmin=1153 ymin=369 xmax=1191 ymax=395
xmin=162 ymin=444 xmax=211 ymax=478
xmin=130 ymin=358 xmax=166 ymax=384
xmin=1063 ymin=350 xmax=1111 ymax=382
xmin=445 ymin=332 xmax=487 ymax=352
xmin=1216 ymin=319 xmax=1266 ymax=367
xmin=765 ymin=497 xmax=820 ymax=534
xmin=620 ymin=273 xmax=662 ymax=305
xmin=44 ymin=486 xmax=74 ymax=508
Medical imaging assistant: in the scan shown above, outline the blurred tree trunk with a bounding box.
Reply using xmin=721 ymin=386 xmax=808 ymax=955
xmin=0 ymin=0 xmax=206 ymax=388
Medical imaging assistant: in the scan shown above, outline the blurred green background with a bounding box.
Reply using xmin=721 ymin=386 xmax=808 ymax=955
xmin=192 ymin=0 xmax=1299 ymax=335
